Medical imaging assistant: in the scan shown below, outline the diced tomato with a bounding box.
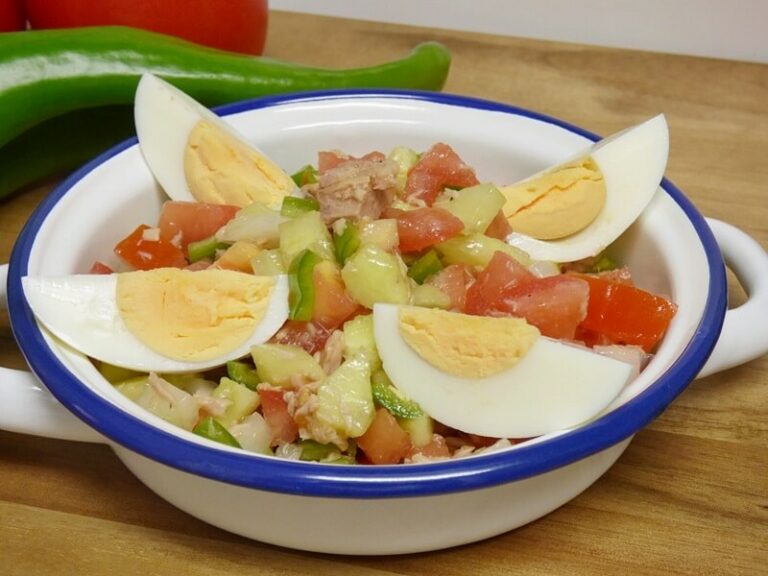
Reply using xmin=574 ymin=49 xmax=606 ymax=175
xmin=465 ymin=251 xmax=535 ymax=315
xmin=407 ymin=434 xmax=451 ymax=460
xmin=357 ymin=408 xmax=412 ymax=465
xmin=272 ymin=320 xmax=333 ymax=355
xmin=88 ymin=261 xmax=114 ymax=275
xmin=404 ymin=143 xmax=479 ymax=206
xmin=317 ymin=150 xmax=386 ymax=174
xmin=425 ymin=264 xmax=474 ymax=311
xmin=484 ymin=210 xmax=513 ymax=241
xmin=466 ymin=251 xmax=589 ymax=339
xmin=257 ymin=386 xmax=299 ymax=446
xmin=114 ymin=224 xmax=187 ymax=270
xmin=158 ymin=201 xmax=239 ymax=250
xmin=502 ymin=275 xmax=590 ymax=340
xmin=387 ymin=206 xmax=464 ymax=252
xmin=577 ymin=274 xmax=677 ymax=352
xmin=312 ymin=261 xmax=361 ymax=329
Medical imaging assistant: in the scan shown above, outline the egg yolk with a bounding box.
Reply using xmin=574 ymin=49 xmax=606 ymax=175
xmin=116 ymin=268 xmax=275 ymax=361
xmin=500 ymin=156 xmax=606 ymax=240
xmin=184 ymin=120 xmax=294 ymax=208
xmin=397 ymin=307 xmax=540 ymax=378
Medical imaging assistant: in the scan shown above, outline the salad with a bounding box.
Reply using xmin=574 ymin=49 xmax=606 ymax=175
xmin=21 ymin=75 xmax=677 ymax=466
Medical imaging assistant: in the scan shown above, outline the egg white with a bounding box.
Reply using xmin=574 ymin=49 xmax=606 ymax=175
xmin=505 ymin=114 xmax=669 ymax=263
xmin=21 ymin=273 xmax=289 ymax=373
xmin=133 ymin=73 xmax=297 ymax=206
xmin=373 ymin=303 xmax=633 ymax=438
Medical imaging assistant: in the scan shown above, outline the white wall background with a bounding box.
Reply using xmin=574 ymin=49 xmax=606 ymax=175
xmin=271 ymin=0 xmax=768 ymax=63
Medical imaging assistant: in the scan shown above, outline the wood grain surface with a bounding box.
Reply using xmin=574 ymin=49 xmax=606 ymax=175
xmin=1 ymin=10 xmax=766 ymax=575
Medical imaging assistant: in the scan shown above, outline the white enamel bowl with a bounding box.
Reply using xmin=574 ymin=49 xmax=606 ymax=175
xmin=3 ymin=91 xmax=768 ymax=555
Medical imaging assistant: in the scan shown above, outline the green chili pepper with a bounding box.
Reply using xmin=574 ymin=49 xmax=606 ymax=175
xmin=333 ymin=222 xmax=361 ymax=265
xmin=371 ymin=370 xmax=423 ymax=419
xmin=407 ymin=249 xmax=444 ymax=284
xmin=290 ymin=164 xmax=319 ymax=188
xmin=193 ymin=417 xmax=241 ymax=448
xmin=0 ymin=26 xmax=451 ymax=153
xmin=298 ymin=440 xmax=338 ymax=461
xmin=187 ymin=235 xmax=230 ymax=263
xmin=288 ymin=249 xmax=322 ymax=321
xmin=280 ymin=196 xmax=320 ymax=218
xmin=0 ymin=105 xmax=135 ymax=199
xmin=225 ymin=360 xmax=261 ymax=391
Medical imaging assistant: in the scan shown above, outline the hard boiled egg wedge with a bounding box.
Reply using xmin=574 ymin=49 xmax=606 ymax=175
xmin=134 ymin=73 xmax=297 ymax=208
xmin=373 ymin=304 xmax=633 ymax=438
xmin=22 ymin=269 xmax=289 ymax=373
xmin=501 ymin=114 xmax=669 ymax=263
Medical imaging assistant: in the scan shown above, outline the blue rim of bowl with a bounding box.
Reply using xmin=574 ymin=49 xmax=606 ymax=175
xmin=8 ymin=89 xmax=727 ymax=499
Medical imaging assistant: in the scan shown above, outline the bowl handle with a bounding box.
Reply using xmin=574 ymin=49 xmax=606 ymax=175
xmin=697 ymin=219 xmax=768 ymax=378
xmin=0 ymin=264 xmax=104 ymax=443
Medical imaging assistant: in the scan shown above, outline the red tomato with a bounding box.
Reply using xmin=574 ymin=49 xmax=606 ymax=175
xmin=577 ymin=274 xmax=677 ymax=352
xmin=158 ymin=201 xmax=239 ymax=250
xmin=0 ymin=0 xmax=25 ymax=31
xmin=272 ymin=320 xmax=333 ymax=355
xmin=312 ymin=262 xmax=360 ymax=329
xmin=502 ymin=275 xmax=590 ymax=340
xmin=465 ymin=251 xmax=534 ymax=314
xmin=466 ymin=251 xmax=589 ymax=340
xmin=357 ymin=408 xmax=412 ymax=465
xmin=404 ymin=143 xmax=479 ymax=206
xmin=88 ymin=261 xmax=114 ymax=275
xmin=258 ymin=386 xmax=298 ymax=445
xmin=387 ymin=206 xmax=464 ymax=252
xmin=484 ymin=210 xmax=513 ymax=241
xmin=25 ymin=0 xmax=269 ymax=55
xmin=114 ymin=224 xmax=188 ymax=270
xmin=425 ymin=264 xmax=473 ymax=311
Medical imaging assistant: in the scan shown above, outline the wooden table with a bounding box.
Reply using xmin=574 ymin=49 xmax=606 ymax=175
xmin=1 ymin=11 xmax=766 ymax=575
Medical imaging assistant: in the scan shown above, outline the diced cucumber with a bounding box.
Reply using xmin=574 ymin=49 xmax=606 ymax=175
xmin=410 ymin=283 xmax=452 ymax=309
xmin=279 ymin=210 xmax=335 ymax=266
xmin=358 ymin=218 xmax=399 ymax=252
xmin=251 ymin=343 xmax=326 ymax=386
xmin=226 ymin=361 xmax=260 ymax=391
xmin=370 ymin=370 xmax=423 ymax=419
xmin=342 ymin=314 xmax=381 ymax=369
xmin=215 ymin=202 xmax=282 ymax=246
xmin=99 ymin=362 xmax=144 ymax=384
xmin=250 ymin=248 xmax=286 ymax=276
xmin=341 ymin=243 xmax=411 ymax=308
xmin=398 ymin=413 xmax=434 ymax=448
xmin=315 ymin=356 xmax=375 ymax=439
xmin=388 ymin=146 xmax=420 ymax=192
xmin=434 ymin=183 xmax=506 ymax=234
xmin=211 ymin=377 xmax=260 ymax=427
xmin=117 ymin=374 xmax=198 ymax=431
xmin=114 ymin=376 xmax=149 ymax=401
xmin=193 ymin=417 xmax=241 ymax=448
xmin=437 ymin=232 xmax=531 ymax=268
